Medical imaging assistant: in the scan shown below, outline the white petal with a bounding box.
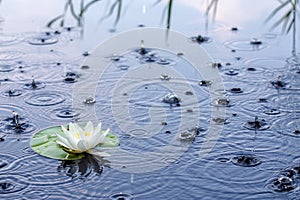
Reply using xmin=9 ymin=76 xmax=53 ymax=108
xmin=84 ymin=121 xmax=94 ymax=135
xmin=56 ymin=133 xmax=72 ymax=149
xmin=94 ymin=122 xmax=102 ymax=135
xmin=61 ymin=125 xmax=68 ymax=136
xmin=76 ymin=140 xmax=89 ymax=152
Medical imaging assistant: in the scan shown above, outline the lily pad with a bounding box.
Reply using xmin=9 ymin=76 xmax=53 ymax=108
xmin=30 ymin=126 xmax=119 ymax=160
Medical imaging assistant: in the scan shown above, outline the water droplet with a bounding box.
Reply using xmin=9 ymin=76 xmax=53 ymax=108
xmin=243 ymin=117 xmax=270 ymax=130
xmin=160 ymin=74 xmax=171 ymax=81
xmin=263 ymin=108 xmax=280 ymax=115
xmin=110 ymin=193 xmax=134 ymax=200
xmin=3 ymin=89 xmax=22 ymax=97
xmin=231 ymin=27 xmax=238 ymax=31
xmin=224 ymin=69 xmax=239 ymax=76
xmin=23 ymin=79 xmax=45 ymax=90
xmin=250 ymin=38 xmax=262 ymax=45
xmin=211 ymin=62 xmax=222 ymax=68
xmin=83 ymin=97 xmax=96 ymax=105
xmin=82 ymin=51 xmax=90 ymax=57
xmin=199 ymin=80 xmax=212 ymax=86
xmin=268 ymin=176 xmax=295 ymax=192
xmin=229 ymin=87 xmax=243 ymax=93
xmin=163 ymin=93 xmax=181 ymax=105
xmin=231 ymin=155 xmax=262 ymax=167
xmin=191 ymin=35 xmax=211 ymax=44
xmin=213 ymin=98 xmax=231 ymax=107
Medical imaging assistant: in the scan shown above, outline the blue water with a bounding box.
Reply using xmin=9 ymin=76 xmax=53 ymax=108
xmin=0 ymin=0 xmax=300 ymax=199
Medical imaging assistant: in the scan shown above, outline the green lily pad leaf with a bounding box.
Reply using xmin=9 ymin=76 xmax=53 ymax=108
xmin=30 ymin=126 xmax=119 ymax=160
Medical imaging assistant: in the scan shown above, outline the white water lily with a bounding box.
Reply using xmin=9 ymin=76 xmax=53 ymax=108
xmin=56 ymin=121 xmax=109 ymax=154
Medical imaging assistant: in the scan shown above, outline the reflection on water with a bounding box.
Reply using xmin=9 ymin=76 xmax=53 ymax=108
xmin=0 ymin=0 xmax=299 ymax=199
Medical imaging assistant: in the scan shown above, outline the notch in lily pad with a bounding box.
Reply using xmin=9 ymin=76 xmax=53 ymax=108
xmin=30 ymin=122 xmax=119 ymax=160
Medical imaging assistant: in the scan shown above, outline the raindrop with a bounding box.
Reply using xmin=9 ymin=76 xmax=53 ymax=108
xmin=83 ymin=97 xmax=96 ymax=105
xmin=191 ymin=35 xmax=211 ymax=44
xmin=140 ymin=53 xmax=158 ymax=63
xmin=118 ymin=65 xmax=130 ymax=70
xmin=160 ymin=74 xmax=171 ymax=81
xmin=243 ymin=117 xmax=270 ymax=130
xmin=231 ymin=155 xmax=262 ymax=167
xmin=224 ymin=69 xmax=239 ymax=76
xmin=110 ymin=193 xmax=134 ymax=200
xmin=162 ymin=93 xmax=181 ymax=105
xmin=3 ymin=89 xmax=22 ymax=97
xmin=199 ymin=80 xmax=212 ymax=86
xmin=156 ymin=58 xmax=171 ymax=65
xmin=82 ymin=51 xmax=90 ymax=57
xmin=250 ymin=38 xmax=262 ymax=45
xmin=23 ymin=79 xmax=45 ymax=90
xmin=28 ymin=32 xmax=58 ymax=45
xmin=1 ymin=112 xmax=36 ymax=134
xmin=213 ymin=98 xmax=232 ymax=107
xmin=271 ymin=77 xmax=288 ymax=89
xmin=134 ymin=40 xmax=150 ymax=55
xmin=263 ymin=108 xmax=280 ymax=115
xmin=268 ymin=176 xmax=295 ymax=192
xmin=229 ymin=87 xmax=243 ymax=93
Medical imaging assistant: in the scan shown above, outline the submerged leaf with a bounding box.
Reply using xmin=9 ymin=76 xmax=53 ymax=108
xmin=30 ymin=126 xmax=119 ymax=160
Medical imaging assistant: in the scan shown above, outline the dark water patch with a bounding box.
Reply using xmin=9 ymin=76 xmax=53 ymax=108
xmin=24 ymin=91 xmax=66 ymax=106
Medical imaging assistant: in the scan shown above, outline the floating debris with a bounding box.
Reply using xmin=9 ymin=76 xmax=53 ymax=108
xmin=160 ymin=74 xmax=171 ymax=81
xmin=199 ymin=80 xmax=212 ymax=86
xmin=231 ymin=155 xmax=262 ymax=167
xmin=163 ymin=93 xmax=181 ymax=106
xmin=243 ymin=117 xmax=270 ymax=130
xmin=83 ymin=97 xmax=96 ymax=105
xmin=191 ymin=35 xmax=210 ymax=44
xmin=250 ymin=38 xmax=262 ymax=45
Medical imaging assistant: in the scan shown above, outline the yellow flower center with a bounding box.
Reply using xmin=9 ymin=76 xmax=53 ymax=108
xmin=74 ymin=132 xmax=80 ymax=139
xmin=84 ymin=132 xmax=91 ymax=137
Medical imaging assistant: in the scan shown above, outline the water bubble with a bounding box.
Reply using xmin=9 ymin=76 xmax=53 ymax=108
xmin=231 ymin=155 xmax=262 ymax=167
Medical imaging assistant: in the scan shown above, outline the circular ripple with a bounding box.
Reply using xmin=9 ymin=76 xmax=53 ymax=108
xmin=110 ymin=193 xmax=134 ymax=200
xmin=0 ymin=154 xmax=18 ymax=170
xmin=267 ymin=92 xmax=300 ymax=113
xmin=0 ymin=116 xmax=36 ymax=135
xmin=273 ymin=115 xmax=300 ymax=137
xmin=28 ymin=32 xmax=59 ymax=45
xmin=0 ymin=175 xmax=28 ymax=195
xmin=231 ymin=154 xmax=262 ymax=167
xmin=2 ymin=89 xmax=23 ymax=97
xmin=23 ymin=80 xmax=46 ymax=90
xmin=21 ymin=189 xmax=50 ymax=200
xmin=0 ymin=61 xmax=16 ymax=72
xmin=243 ymin=118 xmax=270 ymax=131
xmin=225 ymin=39 xmax=268 ymax=51
xmin=53 ymin=107 xmax=80 ymax=118
xmin=266 ymin=176 xmax=296 ymax=192
xmin=0 ymin=51 xmax=23 ymax=61
xmin=24 ymin=91 xmax=66 ymax=106
xmin=0 ymin=34 xmax=21 ymax=46
xmin=243 ymin=57 xmax=286 ymax=71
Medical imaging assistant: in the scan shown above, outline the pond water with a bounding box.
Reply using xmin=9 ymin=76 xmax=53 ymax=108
xmin=0 ymin=0 xmax=300 ymax=199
